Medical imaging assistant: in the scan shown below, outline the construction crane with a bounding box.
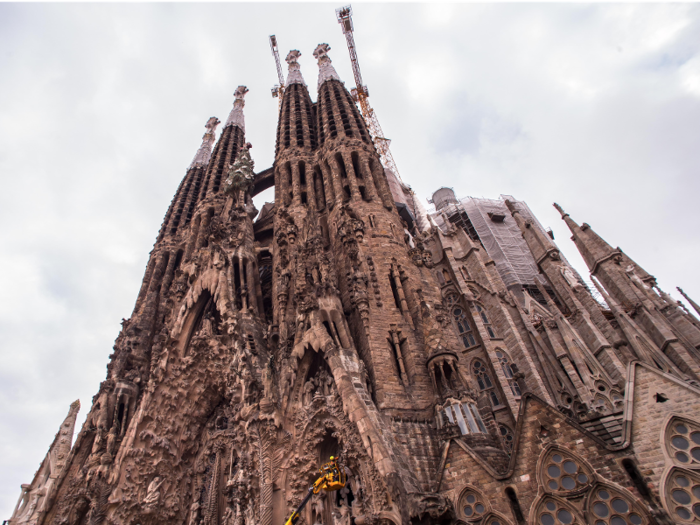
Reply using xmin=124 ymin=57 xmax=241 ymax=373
xmin=336 ymin=5 xmax=402 ymax=182
xmin=269 ymin=35 xmax=285 ymax=108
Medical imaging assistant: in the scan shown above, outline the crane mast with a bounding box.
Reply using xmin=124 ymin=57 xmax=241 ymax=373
xmin=269 ymin=35 xmax=285 ymax=108
xmin=336 ymin=5 xmax=402 ymax=182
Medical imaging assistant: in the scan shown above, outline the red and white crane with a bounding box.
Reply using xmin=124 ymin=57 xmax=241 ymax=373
xmin=336 ymin=5 xmax=402 ymax=182
xmin=269 ymin=35 xmax=285 ymax=108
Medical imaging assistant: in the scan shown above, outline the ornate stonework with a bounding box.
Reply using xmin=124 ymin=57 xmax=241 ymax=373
xmin=12 ymin=32 xmax=700 ymax=525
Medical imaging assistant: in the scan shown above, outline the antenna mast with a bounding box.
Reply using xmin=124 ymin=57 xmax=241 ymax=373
xmin=336 ymin=5 xmax=402 ymax=182
xmin=269 ymin=35 xmax=285 ymax=108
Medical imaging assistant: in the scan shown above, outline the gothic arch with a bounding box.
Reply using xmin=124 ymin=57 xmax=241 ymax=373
xmin=456 ymin=484 xmax=491 ymax=522
xmin=536 ymin=444 xmax=595 ymax=496
xmin=475 ymin=303 xmax=497 ymax=338
xmin=445 ymin=293 xmax=478 ymax=349
xmin=494 ymin=348 xmax=522 ymax=397
xmin=582 ymin=480 xmax=649 ymax=525
xmin=468 ymin=355 xmax=501 ymax=407
xmin=529 ymin=494 xmax=584 ymax=525
xmin=661 ymin=414 xmax=700 ymax=468
xmin=659 ymin=466 xmax=700 ymax=523
xmin=482 ymin=511 xmax=514 ymax=525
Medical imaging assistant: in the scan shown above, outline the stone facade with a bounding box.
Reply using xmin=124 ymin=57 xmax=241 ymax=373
xmin=10 ymin=39 xmax=700 ymax=525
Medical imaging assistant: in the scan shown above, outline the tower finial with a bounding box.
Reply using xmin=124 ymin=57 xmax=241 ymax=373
xmin=553 ymin=203 xmax=568 ymax=218
xmin=225 ymin=85 xmax=249 ymax=131
xmin=189 ymin=117 xmax=220 ymax=169
xmin=286 ymin=50 xmax=306 ymax=87
xmin=313 ymin=43 xmax=341 ymax=90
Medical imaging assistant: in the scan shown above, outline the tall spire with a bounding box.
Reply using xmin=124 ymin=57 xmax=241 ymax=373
xmin=313 ymin=43 xmax=341 ymax=90
xmin=285 ymin=50 xmax=306 ymax=86
xmin=678 ymin=287 xmax=700 ymax=318
xmin=553 ymin=203 xmax=655 ymax=283
xmin=9 ymin=400 xmax=80 ymax=525
xmin=224 ymin=85 xmax=249 ymax=131
xmin=189 ymin=117 xmax=221 ymax=169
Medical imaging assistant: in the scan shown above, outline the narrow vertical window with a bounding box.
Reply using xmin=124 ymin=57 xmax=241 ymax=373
xmin=453 ymin=307 xmax=477 ymax=347
xmin=476 ymin=304 xmax=496 ymax=338
xmin=473 ymin=359 xmax=500 ymax=406
xmin=496 ymin=350 xmax=521 ymax=397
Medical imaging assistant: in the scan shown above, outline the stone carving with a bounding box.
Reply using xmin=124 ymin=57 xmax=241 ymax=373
xmin=286 ymin=49 xmax=305 ymax=86
xmin=313 ymin=43 xmax=341 ymax=89
xmin=225 ymin=85 xmax=249 ymax=131
xmin=224 ymin=143 xmax=255 ymax=199
xmin=560 ymin=265 xmax=583 ymax=291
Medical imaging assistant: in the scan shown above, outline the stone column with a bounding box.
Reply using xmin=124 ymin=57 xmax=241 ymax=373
xmin=327 ymin=156 xmax=345 ymax=206
xmin=319 ymin=161 xmax=336 ymax=209
xmin=360 ymin=154 xmax=379 ymax=202
xmin=246 ymin=258 xmax=257 ymax=314
xmin=291 ymin=162 xmax=301 ymax=206
xmin=341 ymin=152 xmax=361 ymax=201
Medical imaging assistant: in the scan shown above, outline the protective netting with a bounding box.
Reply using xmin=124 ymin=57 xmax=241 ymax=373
xmin=432 ymin=195 xmax=547 ymax=288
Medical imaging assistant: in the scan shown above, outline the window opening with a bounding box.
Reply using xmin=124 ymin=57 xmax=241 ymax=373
xmin=389 ymin=275 xmax=402 ymax=310
xmin=543 ymin=451 xmax=591 ymax=493
xmin=665 ymin=469 xmax=700 ymax=522
xmin=476 ymin=305 xmax=496 ymax=338
xmin=460 ymin=490 xmax=487 ymax=520
xmin=496 ymin=351 xmax=521 ymax=397
xmin=448 ymin=211 xmax=481 ymax=242
xmin=499 ymin=424 xmax=514 ymax=454
xmin=358 ymin=186 xmax=367 ymax=201
xmin=453 ymin=307 xmax=477 ymax=348
xmin=667 ymin=419 xmax=700 ymax=466
xmin=506 ymin=488 xmax=525 ymax=525
xmin=299 ymin=162 xmax=306 ymax=186
xmin=589 ymin=487 xmax=646 ymax=525
xmin=473 ymin=359 xmax=500 ymax=406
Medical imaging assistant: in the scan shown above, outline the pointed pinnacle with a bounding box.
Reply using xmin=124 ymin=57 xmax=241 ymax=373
xmin=553 ymin=203 xmax=568 ymax=218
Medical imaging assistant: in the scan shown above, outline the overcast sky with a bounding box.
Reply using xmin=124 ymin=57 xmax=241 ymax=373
xmin=1 ymin=2 xmax=699 ymax=517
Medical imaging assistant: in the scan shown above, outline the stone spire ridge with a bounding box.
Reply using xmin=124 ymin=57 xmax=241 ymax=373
xmin=505 ymin=199 xmax=558 ymax=264
xmin=553 ymin=203 xmax=654 ymax=282
xmin=285 ymin=50 xmax=306 ymax=86
xmin=52 ymin=399 xmax=80 ymax=473
xmin=313 ymin=43 xmax=341 ymax=90
xmin=189 ymin=117 xmax=221 ymax=169
xmin=9 ymin=400 xmax=81 ymax=525
xmin=225 ymin=85 xmax=249 ymax=131
xmin=678 ymin=287 xmax=700 ymax=318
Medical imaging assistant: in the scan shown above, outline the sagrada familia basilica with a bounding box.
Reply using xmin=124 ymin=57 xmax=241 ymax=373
xmin=9 ymin=20 xmax=700 ymax=525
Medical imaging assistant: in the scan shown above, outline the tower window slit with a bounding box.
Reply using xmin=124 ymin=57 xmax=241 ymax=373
xmin=351 ymin=152 xmax=362 ymax=179
xmin=322 ymin=321 xmax=334 ymax=341
xmin=389 ymin=275 xmax=402 ymax=311
xmin=299 ymin=162 xmax=306 ymax=186
xmin=233 ymin=258 xmax=242 ymax=309
xmin=314 ymin=168 xmax=326 ymax=210
xmin=336 ymin=154 xmax=348 ymax=179
xmin=333 ymin=86 xmax=353 ymax=136
xmin=505 ymin=488 xmax=525 ymax=525
xmin=389 ymin=340 xmax=402 ymax=381
xmin=294 ymin=88 xmax=304 ymax=147
xmin=324 ymin=90 xmax=337 ymax=138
